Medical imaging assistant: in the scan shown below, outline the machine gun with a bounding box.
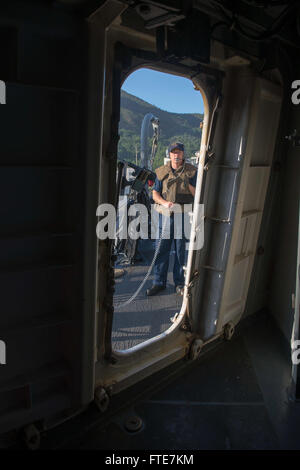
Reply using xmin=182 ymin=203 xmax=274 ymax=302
xmin=114 ymin=110 xmax=159 ymax=264
xmin=115 ymin=161 xmax=156 ymax=264
xmin=120 ymin=161 xmax=156 ymax=194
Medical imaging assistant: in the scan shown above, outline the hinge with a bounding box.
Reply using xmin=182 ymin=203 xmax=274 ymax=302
xmin=187 ymin=270 xmax=200 ymax=296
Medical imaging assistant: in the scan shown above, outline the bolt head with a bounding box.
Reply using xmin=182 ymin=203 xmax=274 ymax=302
xmin=124 ymin=416 xmax=143 ymax=432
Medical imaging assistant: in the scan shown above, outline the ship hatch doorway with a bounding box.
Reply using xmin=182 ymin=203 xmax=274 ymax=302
xmin=111 ymin=67 xmax=205 ymax=351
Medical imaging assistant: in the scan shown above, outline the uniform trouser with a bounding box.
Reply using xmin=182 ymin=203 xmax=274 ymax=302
xmin=153 ymin=212 xmax=187 ymax=287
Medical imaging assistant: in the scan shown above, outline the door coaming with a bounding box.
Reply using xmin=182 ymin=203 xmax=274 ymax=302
xmin=93 ymin=25 xmax=226 ymax=395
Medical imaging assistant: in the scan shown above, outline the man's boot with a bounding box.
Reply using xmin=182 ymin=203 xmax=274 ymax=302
xmin=146 ymin=285 xmax=166 ymax=296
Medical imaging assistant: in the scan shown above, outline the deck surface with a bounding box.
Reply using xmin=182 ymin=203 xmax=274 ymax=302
xmin=51 ymin=312 xmax=300 ymax=450
xmin=112 ymin=239 xmax=184 ymax=350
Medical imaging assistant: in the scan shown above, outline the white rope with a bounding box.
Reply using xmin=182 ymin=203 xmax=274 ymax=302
xmin=114 ymin=215 xmax=169 ymax=309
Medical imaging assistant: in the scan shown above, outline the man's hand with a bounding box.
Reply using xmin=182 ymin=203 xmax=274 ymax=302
xmin=163 ymin=201 xmax=174 ymax=208
xmin=153 ymin=190 xmax=173 ymax=208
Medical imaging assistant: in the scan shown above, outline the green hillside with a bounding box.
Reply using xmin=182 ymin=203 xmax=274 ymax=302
xmin=118 ymin=90 xmax=203 ymax=169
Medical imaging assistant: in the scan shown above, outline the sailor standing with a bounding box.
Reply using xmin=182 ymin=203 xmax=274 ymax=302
xmin=146 ymin=142 xmax=197 ymax=296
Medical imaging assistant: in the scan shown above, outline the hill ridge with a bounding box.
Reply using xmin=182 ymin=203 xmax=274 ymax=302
xmin=119 ymin=89 xmax=203 ymax=168
xmin=121 ymin=90 xmax=202 ymax=117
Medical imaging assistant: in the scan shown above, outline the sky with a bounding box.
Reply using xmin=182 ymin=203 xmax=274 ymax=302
xmin=122 ymin=68 xmax=204 ymax=114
